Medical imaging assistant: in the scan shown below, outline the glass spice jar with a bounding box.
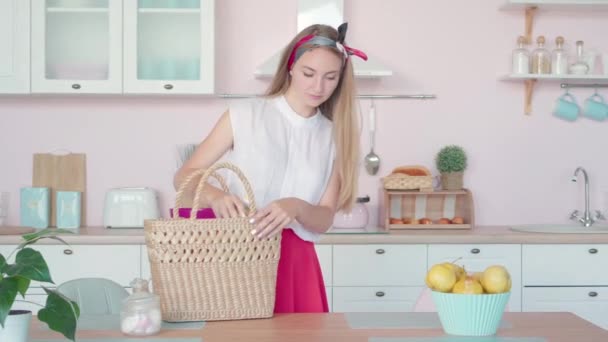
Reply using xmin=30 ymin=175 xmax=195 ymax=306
xmin=120 ymin=278 xmax=162 ymax=337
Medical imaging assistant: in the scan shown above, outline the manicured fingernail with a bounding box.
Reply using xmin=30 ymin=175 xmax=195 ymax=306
xmin=249 ymin=218 xmax=255 ymax=224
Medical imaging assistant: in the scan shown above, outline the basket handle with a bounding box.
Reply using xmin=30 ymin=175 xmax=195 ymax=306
xmin=191 ymin=162 xmax=256 ymax=220
xmin=174 ymin=168 xmax=230 ymax=217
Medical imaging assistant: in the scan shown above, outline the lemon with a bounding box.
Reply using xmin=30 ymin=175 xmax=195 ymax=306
xmin=425 ymin=263 xmax=457 ymax=293
xmin=480 ymin=265 xmax=511 ymax=293
xmin=452 ymin=275 xmax=484 ymax=294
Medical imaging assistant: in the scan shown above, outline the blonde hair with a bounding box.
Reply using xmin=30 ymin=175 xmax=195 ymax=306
xmin=266 ymin=24 xmax=360 ymax=211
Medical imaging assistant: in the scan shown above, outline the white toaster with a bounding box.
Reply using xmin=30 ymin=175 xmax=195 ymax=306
xmin=103 ymin=187 xmax=160 ymax=228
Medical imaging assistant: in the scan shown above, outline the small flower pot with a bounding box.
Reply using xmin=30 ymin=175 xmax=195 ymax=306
xmin=441 ymin=172 xmax=464 ymax=190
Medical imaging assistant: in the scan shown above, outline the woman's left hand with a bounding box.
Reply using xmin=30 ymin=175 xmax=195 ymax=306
xmin=250 ymin=198 xmax=300 ymax=239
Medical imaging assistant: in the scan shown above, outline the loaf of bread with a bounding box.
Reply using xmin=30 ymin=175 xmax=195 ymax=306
xmin=391 ymin=165 xmax=431 ymax=177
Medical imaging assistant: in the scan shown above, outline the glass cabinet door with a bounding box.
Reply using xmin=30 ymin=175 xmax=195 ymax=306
xmin=123 ymin=0 xmax=215 ymax=94
xmin=0 ymin=0 xmax=30 ymax=93
xmin=31 ymin=0 xmax=122 ymax=93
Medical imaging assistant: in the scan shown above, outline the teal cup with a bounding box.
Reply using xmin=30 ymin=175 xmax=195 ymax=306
xmin=553 ymin=93 xmax=579 ymax=122
xmin=583 ymin=94 xmax=608 ymax=121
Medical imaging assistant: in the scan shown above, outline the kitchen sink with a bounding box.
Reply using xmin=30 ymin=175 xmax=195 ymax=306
xmin=510 ymin=224 xmax=608 ymax=234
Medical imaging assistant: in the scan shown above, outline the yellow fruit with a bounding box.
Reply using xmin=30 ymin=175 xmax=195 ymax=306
xmin=452 ymin=275 xmax=484 ymax=294
xmin=480 ymin=265 xmax=511 ymax=293
xmin=442 ymin=262 xmax=466 ymax=280
xmin=471 ymin=272 xmax=483 ymax=282
xmin=425 ymin=263 xmax=457 ymax=292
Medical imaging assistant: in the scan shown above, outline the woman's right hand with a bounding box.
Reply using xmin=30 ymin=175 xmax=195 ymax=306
xmin=207 ymin=191 xmax=247 ymax=218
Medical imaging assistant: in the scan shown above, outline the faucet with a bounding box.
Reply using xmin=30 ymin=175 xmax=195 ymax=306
xmin=570 ymin=167 xmax=605 ymax=227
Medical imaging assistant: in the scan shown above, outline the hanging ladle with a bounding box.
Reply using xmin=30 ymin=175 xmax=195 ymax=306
xmin=364 ymin=100 xmax=380 ymax=175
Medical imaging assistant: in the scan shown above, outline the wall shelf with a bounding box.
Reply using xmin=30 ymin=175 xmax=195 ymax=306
xmin=500 ymin=74 xmax=608 ymax=114
xmin=499 ymin=1 xmax=608 ymax=114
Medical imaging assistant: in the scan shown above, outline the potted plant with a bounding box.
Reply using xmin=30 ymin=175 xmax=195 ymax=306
xmin=435 ymin=145 xmax=468 ymax=190
xmin=0 ymin=229 xmax=80 ymax=342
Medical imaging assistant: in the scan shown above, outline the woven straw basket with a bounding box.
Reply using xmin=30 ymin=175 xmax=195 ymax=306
xmin=144 ymin=162 xmax=281 ymax=322
xmin=382 ymin=173 xmax=433 ymax=190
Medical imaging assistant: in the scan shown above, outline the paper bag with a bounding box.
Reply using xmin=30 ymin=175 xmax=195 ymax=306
xmin=32 ymin=153 xmax=86 ymax=227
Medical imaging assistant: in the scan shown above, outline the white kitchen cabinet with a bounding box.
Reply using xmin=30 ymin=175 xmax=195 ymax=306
xmin=332 ymin=286 xmax=424 ymax=313
xmin=523 ymin=287 xmax=608 ymax=330
xmin=31 ymin=0 xmax=123 ymax=93
xmin=427 ymin=244 xmax=522 ymax=311
xmin=122 ymin=0 xmax=215 ymax=94
xmin=33 ymin=244 xmax=140 ymax=287
xmin=315 ymin=244 xmax=332 ymax=286
xmin=523 ymin=244 xmax=608 ymax=286
xmin=332 ymin=244 xmax=426 ymax=313
xmin=333 ymin=245 xmax=427 ymax=286
xmin=325 ymin=287 xmax=332 ymax=312
xmin=9 ymin=294 xmax=48 ymax=313
xmin=0 ymin=0 xmax=30 ymax=93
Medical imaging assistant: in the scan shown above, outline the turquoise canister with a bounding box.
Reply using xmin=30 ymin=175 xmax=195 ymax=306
xmin=56 ymin=191 xmax=81 ymax=229
xmin=20 ymin=187 xmax=50 ymax=228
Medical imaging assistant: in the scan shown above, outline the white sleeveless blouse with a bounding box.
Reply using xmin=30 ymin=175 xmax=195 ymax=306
xmin=222 ymin=95 xmax=336 ymax=242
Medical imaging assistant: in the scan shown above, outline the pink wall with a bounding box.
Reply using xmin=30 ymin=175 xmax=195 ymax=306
xmin=1 ymin=0 xmax=607 ymax=228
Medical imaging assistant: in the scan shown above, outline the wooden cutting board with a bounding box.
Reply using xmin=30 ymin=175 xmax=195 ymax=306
xmin=32 ymin=153 xmax=86 ymax=227
xmin=0 ymin=226 xmax=35 ymax=235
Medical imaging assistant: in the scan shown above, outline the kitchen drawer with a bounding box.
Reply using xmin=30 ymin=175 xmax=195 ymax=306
xmin=10 ymin=294 xmax=47 ymax=314
xmin=315 ymin=244 xmax=332 ymax=286
xmin=523 ymin=287 xmax=608 ymax=330
xmin=32 ymin=245 xmax=140 ymax=287
xmin=332 ymin=286 xmax=424 ymax=312
xmin=523 ymin=245 xmax=608 ymax=286
xmin=326 ymin=287 xmax=333 ymax=312
xmin=428 ymin=244 xmax=522 ymax=311
xmin=333 ymin=245 xmax=426 ymax=286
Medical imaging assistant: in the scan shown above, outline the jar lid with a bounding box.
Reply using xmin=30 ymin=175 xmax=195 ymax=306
xmin=356 ymin=195 xmax=370 ymax=203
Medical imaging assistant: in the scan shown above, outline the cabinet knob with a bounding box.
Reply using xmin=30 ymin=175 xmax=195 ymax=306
xmin=164 ymin=84 xmax=174 ymax=90
xmin=63 ymin=249 xmax=73 ymax=255
xmin=375 ymin=249 xmax=385 ymax=255
xmin=470 ymin=248 xmax=480 ymax=254
xmin=589 ymin=248 xmax=598 ymax=254
xmin=71 ymin=84 xmax=81 ymax=90
xmin=375 ymin=291 xmax=385 ymax=297
xmin=589 ymin=291 xmax=598 ymax=297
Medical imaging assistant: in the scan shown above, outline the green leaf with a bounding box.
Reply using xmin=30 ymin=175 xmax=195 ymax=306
xmin=0 ymin=253 xmax=7 ymax=273
xmin=20 ymin=228 xmax=74 ymax=249
xmin=5 ymin=248 xmax=53 ymax=283
xmin=0 ymin=277 xmax=19 ymax=328
xmin=38 ymin=287 xmax=80 ymax=342
xmin=15 ymin=276 xmax=31 ymax=298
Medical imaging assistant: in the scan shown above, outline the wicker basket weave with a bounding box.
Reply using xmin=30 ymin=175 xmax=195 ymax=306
xmin=382 ymin=173 xmax=433 ymax=190
xmin=144 ymin=162 xmax=281 ymax=322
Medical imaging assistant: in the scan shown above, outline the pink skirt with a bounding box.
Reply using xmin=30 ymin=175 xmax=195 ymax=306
xmin=176 ymin=208 xmax=329 ymax=313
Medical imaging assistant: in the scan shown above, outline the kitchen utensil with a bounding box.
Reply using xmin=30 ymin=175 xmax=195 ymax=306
xmin=0 ymin=192 xmax=8 ymax=226
xmin=103 ymin=187 xmax=160 ymax=228
xmin=32 ymin=151 xmax=87 ymax=226
xmin=364 ymin=101 xmax=380 ymax=175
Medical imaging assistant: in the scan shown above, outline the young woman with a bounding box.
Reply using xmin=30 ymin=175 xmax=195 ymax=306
xmin=174 ymin=23 xmax=367 ymax=313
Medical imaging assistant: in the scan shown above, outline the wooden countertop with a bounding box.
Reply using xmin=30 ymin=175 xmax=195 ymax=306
xmin=29 ymin=312 xmax=608 ymax=342
xmin=2 ymin=225 xmax=608 ymax=245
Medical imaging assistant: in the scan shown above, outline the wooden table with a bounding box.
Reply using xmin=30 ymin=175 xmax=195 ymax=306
xmin=30 ymin=312 xmax=608 ymax=342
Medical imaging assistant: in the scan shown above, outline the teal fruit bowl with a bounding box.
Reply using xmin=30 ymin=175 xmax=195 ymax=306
xmin=430 ymin=291 xmax=510 ymax=336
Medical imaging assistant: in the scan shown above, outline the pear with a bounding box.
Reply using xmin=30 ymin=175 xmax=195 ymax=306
xmin=452 ymin=275 xmax=484 ymax=294
xmin=425 ymin=263 xmax=457 ymax=293
xmin=480 ymin=265 xmax=512 ymax=294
